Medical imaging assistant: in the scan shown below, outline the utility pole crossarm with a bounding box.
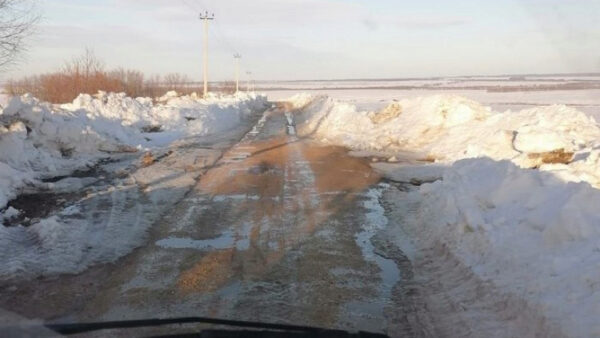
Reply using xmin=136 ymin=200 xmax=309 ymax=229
xmin=199 ymin=11 xmax=214 ymax=97
xmin=199 ymin=11 xmax=214 ymax=20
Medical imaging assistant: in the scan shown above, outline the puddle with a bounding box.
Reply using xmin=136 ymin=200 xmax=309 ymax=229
xmin=157 ymin=222 xmax=254 ymax=251
xmin=355 ymin=229 xmax=400 ymax=291
xmin=247 ymin=162 xmax=280 ymax=175
xmin=156 ymin=232 xmax=235 ymax=250
xmin=5 ymin=191 xmax=83 ymax=227
xmin=285 ymin=112 xmax=296 ymax=135
xmin=213 ymin=194 xmax=260 ymax=202
xmin=341 ymin=184 xmax=399 ymax=331
xmin=354 ymin=183 xmax=400 ymax=299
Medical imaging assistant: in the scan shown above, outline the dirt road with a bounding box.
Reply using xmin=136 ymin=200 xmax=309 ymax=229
xmin=1 ymin=105 xmax=428 ymax=337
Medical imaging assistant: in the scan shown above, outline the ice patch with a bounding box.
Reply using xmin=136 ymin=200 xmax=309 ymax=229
xmin=156 ymin=232 xmax=235 ymax=251
xmin=355 ymin=184 xmax=400 ymax=297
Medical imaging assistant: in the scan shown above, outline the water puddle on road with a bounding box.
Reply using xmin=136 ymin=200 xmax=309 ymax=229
xmin=347 ymin=183 xmax=400 ymax=326
xmin=359 ymin=183 xmax=400 ymax=294
xmin=155 ymin=233 xmax=235 ymax=250
xmin=285 ymin=111 xmax=296 ymax=135
xmin=355 ymin=232 xmax=400 ymax=296
xmin=156 ymin=222 xmax=253 ymax=251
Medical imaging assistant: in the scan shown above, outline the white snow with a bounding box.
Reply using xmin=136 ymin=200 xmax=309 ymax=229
xmin=294 ymin=94 xmax=600 ymax=187
xmin=265 ymin=77 xmax=600 ymax=119
xmin=0 ymin=91 xmax=267 ymax=211
xmin=394 ymin=158 xmax=600 ymax=337
xmin=291 ymin=92 xmax=600 ymax=337
xmin=0 ymin=91 xmax=267 ymax=279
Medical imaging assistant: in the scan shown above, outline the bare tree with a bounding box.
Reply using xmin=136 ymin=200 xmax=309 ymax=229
xmin=62 ymin=48 xmax=105 ymax=77
xmin=0 ymin=0 xmax=39 ymax=69
xmin=164 ymin=73 xmax=190 ymax=92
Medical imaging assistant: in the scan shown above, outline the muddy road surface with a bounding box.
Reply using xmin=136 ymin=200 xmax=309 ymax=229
xmin=0 ymin=105 xmax=430 ymax=337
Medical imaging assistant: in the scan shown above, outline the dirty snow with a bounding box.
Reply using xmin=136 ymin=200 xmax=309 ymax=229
xmin=0 ymin=91 xmax=266 ymax=279
xmin=292 ymin=93 xmax=600 ymax=337
xmin=0 ymin=91 xmax=267 ymax=211
xmin=294 ymin=94 xmax=600 ymax=187
xmin=391 ymin=158 xmax=600 ymax=337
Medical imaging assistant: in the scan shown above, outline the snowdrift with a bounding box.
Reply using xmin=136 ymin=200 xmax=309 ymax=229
xmin=294 ymin=94 xmax=600 ymax=187
xmin=0 ymin=91 xmax=267 ymax=279
xmin=0 ymin=91 xmax=267 ymax=211
xmin=394 ymin=158 xmax=600 ymax=337
xmin=291 ymin=93 xmax=600 ymax=337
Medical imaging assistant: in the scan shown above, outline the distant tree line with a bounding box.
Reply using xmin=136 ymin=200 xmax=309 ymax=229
xmin=5 ymin=49 xmax=236 ymax=103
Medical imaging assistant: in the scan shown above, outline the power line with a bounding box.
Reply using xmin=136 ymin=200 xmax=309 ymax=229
xmin=193 ymin=0 xmax=209 ymax=13
xmin=191 ymin=0 xmax=239 ymax=54
xmin=180 ymin=0 xmax=201 ymax=12
xmin=214 ymin=19 xmax=239 ymax=54
xmin=180 ymin=1 xmax=251 ymax=88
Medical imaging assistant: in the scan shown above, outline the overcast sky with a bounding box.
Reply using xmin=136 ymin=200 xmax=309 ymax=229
xmin=7 ymin=0 xmax=600 ymax=81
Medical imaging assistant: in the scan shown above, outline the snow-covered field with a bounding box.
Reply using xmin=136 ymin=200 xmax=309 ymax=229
xmin=259 ymin=75 xmax=600 ymax=91
xmin=288 ymin=91 xmax=600 ymax=337
xmin=265 ymin=76 xmax=600 ymax=121
xmin=0 ymin=91 xmax=267 ymax=278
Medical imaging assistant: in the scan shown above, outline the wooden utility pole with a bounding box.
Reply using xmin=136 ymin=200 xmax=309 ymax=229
xmin=199 ymin=11 xmax=214 ymax=97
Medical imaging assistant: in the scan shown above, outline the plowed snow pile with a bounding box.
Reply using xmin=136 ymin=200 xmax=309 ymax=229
xmin=0 ymin=91 xmax=266 ymax=279
xmin=292 ymin=94 xmax=600 ymax=337
xmin=0 ymin=91 xmax=266 ymax=211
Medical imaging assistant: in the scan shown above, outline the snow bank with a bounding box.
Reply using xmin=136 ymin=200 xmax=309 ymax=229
xmin=292 ymin=93 xmax=600 ymax=336
xmin=297 ymin=94 xmax=492 ymax=151
xmin=0 ymin=91 xmax=266 ymax=279
xmin=62 ymin=91 xmax=268 ymax=146
xmin=294 ymin=94 xmax=600 ymax=187
xmin=396 ymin=158 xmax=600 ymax=337
xmin=0 ymin=92 xmax=267 ymax=212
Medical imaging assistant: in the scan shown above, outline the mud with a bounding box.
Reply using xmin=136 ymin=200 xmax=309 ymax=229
xmin=0 ymin=105 xmax=427 ymax=337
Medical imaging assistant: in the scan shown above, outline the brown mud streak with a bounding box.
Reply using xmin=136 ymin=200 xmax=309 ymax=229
xmin=176 ymin=136 xmax=380 ymax=295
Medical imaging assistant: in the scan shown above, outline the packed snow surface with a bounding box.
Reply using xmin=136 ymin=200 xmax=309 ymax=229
xmin=291 ymin=93 xmax=600 ymax=337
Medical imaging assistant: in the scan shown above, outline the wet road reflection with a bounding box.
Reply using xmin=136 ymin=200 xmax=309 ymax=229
xmin=72 ymin=108 xmax=403 ymax=336
xmin=174 ymin=135 xmax=380 ymax=295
